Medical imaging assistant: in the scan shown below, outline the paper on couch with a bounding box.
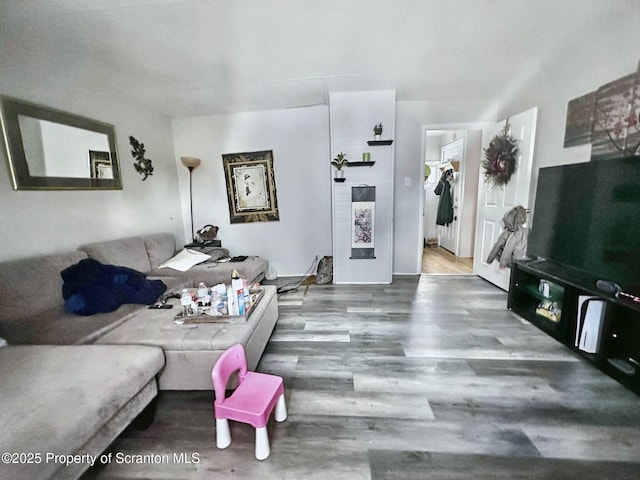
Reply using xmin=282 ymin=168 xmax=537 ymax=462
xmin=158 ymin=249 xmax=211 ymax=272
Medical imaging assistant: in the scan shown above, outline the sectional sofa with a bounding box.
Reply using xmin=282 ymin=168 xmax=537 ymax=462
xmin=0 ymin=232 xmax=275 ymax=480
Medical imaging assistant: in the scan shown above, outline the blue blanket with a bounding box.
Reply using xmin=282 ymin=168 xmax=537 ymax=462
xmin=61 ymin=258 xmax=166 ymax=316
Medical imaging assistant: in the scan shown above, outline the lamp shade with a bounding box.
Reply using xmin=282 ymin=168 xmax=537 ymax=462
xmin=181 ymin=156 xmax=201 ymax=169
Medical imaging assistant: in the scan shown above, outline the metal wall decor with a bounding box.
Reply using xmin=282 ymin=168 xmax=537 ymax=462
xmin=129 ymin=136 xmax=154 ymax=180
xmin=351 ymin=186 xmax=375 ymax=259
xmin=222 ymin=150 xmax=280 ymax=224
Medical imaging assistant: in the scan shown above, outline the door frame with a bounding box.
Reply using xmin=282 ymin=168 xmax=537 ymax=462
xmin=417 ymin=121 xmax=493 ymax=274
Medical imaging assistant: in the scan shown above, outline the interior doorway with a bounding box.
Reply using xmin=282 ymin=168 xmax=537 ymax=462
xmin=420 ymin=126 xmax=485 ymax=274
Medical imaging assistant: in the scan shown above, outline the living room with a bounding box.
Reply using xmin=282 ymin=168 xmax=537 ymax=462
xmin=1 ymin=1 xmax=640 ymax=479
xmin=0 ymin=1 xmax=637 ymax=273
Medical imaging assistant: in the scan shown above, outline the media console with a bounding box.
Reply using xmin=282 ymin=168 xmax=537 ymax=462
xmin=508 ymin=257 xmax=640 ymax=395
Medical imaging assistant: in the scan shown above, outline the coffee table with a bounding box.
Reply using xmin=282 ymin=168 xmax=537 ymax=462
xmin=95 ymin=285 xmax=278 ymax=390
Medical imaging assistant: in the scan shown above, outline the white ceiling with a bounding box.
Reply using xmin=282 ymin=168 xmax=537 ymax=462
xmin=0 ymin=0 xmax=635 ymax=117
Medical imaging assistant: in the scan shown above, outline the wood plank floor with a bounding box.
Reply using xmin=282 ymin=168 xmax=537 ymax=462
xmin=422 ymin=247 xmax=473 ymax=274
xmin=83 ymin=275 xmax=640 ymax=479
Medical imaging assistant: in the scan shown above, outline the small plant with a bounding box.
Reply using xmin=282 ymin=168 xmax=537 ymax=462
xmin=331 ymin=152 xmax=348 ymax=170
xmin=373 ymin=123 xmax=383 ymax=136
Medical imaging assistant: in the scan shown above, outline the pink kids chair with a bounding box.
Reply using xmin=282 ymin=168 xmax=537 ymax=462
xmin=212 ymin=344 xmax=287 ymax=460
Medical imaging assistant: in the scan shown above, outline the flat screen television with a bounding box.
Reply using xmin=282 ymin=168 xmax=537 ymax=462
xmin=527 ymin=156 xmax=640 ymax=294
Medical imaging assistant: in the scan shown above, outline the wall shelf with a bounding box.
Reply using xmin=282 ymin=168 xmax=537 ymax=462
xmin=333 ymin=177 xmax=346 ymax=182
xmin=367 ymin=140 xmax=393 ymax=146
xmin=346 ymin=161 xmax=375 ymax=167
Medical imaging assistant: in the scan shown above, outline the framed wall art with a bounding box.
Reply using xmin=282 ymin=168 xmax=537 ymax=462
xmin=222 ymin=150 xmax=280 ymax=224
xmin=89 ymin=150 xmax=114 ymax=179
xmin=351 ymin=185 xmax=375 ymax=259
xmin=564 ymin=60 xmax=640 ymax=160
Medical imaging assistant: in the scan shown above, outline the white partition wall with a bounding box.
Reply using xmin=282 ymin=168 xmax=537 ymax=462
xmin=330 ymin=90 xmax=395 ymax=284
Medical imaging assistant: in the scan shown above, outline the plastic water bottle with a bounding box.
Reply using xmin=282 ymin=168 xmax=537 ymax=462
xmin=197 ymin=282 xmax=210 ymax=305
xmin=180 ymin=288 xmax=193 ymax=317
xmin=218 ymin=291 xmax=228 ymax=315
xmin=227 ymin=286 xmax=237 ymax=315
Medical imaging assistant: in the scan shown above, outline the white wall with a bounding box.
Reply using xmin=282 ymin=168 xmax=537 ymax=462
xmin=393 ymin=13 xmax=640 ymax=275
xmin=394 ymin=100 xmax=498 ymax=274
xmin=493 ymin=13 xmax=640 ymax=212
xmin=329 ymin=90 xmax=395 ymax=284
xmin=0 ymin=89 xmax=182 ymax=263
xmin=171 ymin=106 xmax=332 ymax=277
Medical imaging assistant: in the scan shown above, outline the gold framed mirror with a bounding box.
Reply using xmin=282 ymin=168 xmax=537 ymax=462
xmin=0 ymin=96 xmax=122 ymax=190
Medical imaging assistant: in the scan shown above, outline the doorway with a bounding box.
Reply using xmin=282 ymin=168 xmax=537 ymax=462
xmin=420 ymin=126 xmax=485 ymax=274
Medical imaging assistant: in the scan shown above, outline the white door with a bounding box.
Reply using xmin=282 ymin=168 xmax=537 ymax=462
xmin=473 ymin=107 xmax=538 ymax=290
xmin=438 ymin=138 xmax=464 ymax=254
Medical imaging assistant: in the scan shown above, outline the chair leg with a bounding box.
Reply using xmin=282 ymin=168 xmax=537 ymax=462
xmin=275 ymin=392 xmax=287 ymax=422
xmin=255 ymin=426 xmax=270 ymax=460
xmin=216 ymin=418 xmax=232 ymax=449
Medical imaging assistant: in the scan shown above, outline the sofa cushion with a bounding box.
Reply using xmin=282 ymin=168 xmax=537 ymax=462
xmin=0 ymin=275 xmax=190 ymax=346
xmin=144 ymin=232 xmax=177 ymax=269
xmin=80 ymin=236 xmax=152 ymax=273
xmin=0 ymin=250 xmax=88 ymax=321
xmin=149 ymin=255 xmax=268 ymax=287
xmin=0 ymin=344 xmax=164 ymax=480
xmin=0 ymin=304 xmax=141 ymax=345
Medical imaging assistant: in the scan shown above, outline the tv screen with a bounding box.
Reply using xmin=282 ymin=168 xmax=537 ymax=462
xmin=528 ymin=157 xmax=640 ymax=293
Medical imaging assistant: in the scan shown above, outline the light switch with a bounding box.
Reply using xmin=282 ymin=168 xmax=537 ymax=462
xmin=404 ymin=177 xmax=411 ymax=186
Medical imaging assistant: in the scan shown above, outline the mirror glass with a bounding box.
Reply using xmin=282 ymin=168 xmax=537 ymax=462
xmin=0 ymin=96 xmax=122 ymax=190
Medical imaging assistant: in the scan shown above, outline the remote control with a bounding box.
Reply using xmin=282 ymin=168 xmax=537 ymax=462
xmin=148 ymin=304 xmax=173 ymax=309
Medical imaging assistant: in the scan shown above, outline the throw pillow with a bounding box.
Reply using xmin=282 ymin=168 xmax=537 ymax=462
xmin=158 ymin=249 xmax=211 ymax=272
xmin=0 ymin=337 xmax=7 ymax=348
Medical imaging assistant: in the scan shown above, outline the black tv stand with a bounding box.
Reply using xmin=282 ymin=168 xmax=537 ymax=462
xmin=508 ymin=257 xmax=640 ymax=395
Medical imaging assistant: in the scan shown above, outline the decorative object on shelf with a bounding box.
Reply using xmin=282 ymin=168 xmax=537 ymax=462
xmin=197 ymin=224 xmax=219 ymax=243
xmin=130 ymin=136 xmax=154 ymax=180
xmin=222 ymin=150 xmax=280 ymax=223
xmin=180 ymin=156 xmax=202 ymax=241
xmin=362 ymin=152 xmax=371 ymax=162
xmin=373 ymin=122 xmax=383 ymax=140
xmin=536 ymin=299 xmax=562 ymax=323
xmin=482 ymin=122 xmax=519 ymax=187
xmin=331 ymin=152 xmax=348 ymax=181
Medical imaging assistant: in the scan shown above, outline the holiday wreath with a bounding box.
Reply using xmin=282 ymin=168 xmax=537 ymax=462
xmin=482 ymin=129 xmax=519 ymax=187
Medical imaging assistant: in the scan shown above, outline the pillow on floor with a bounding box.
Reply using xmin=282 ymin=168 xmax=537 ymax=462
xmin=158 ymin=249 xmax=211 ymax=272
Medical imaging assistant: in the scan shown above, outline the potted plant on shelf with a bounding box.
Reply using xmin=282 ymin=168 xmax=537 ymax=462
xmin=373 ymin=123 xmax=383 ymax=140
xmin=331 ymin=152 xmax=348 ymax=181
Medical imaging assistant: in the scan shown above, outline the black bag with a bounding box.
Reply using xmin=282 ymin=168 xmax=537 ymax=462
xmin=316 ymin=256 xmax=333 ymax=285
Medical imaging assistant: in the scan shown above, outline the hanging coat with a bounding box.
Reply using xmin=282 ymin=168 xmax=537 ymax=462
xmin=486 ymin=206 xmax=528 ymax=268
xmin=435 ymin=171 xmax=454 ymax=226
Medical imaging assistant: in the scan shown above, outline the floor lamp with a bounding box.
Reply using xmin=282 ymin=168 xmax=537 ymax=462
xmin=181 ymin=156 xmax=201 ymax=243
